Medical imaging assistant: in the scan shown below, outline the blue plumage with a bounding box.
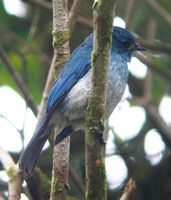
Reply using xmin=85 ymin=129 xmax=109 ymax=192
xmin=19 ymin=26 xmax=145 ymax=176
xmin=47 ymin=34 xmax=93 ymax=112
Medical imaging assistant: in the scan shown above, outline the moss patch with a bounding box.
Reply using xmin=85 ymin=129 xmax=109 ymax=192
xmin=52 ymin=30 xmax=70 ymax=48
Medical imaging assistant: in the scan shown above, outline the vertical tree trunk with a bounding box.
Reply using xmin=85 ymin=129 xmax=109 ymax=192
xmin=85 ymin=1 xmax=117 ymax=200
xmin=50 ymin=0 xmax=70 ymax=200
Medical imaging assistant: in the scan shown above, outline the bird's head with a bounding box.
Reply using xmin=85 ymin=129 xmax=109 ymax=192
xmin=112 ymin=26 xmax=145 ymax=61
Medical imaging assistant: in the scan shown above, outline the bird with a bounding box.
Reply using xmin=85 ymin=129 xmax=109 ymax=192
xmin=19 ymin=26 xmax=145 ymax=176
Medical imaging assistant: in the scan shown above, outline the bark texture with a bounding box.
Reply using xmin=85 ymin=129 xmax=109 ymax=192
xmin=85 ymin=1 xmax=117 ymax=200
xmin=50 ymin=1 xmax=70 ymax=200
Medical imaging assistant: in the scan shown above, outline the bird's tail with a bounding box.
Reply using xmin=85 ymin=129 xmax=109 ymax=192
xmin=19 ymin=116 xmax=52 ymax=176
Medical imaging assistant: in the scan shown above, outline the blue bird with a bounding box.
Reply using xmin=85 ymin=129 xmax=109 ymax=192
xmin=19 ymin=26 xmax=145 ymax=176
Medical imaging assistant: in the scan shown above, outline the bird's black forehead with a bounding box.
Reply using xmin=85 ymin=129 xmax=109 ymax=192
xmin=113 ymin=26 xmax=135 ymax=43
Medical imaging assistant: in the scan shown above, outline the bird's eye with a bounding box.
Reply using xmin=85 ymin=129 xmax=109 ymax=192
xmin=121 ymin=40 xmax=133 ymax=49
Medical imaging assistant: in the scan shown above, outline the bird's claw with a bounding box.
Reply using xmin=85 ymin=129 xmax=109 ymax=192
xmin=91 ymin=127 xmax=106 ymax=145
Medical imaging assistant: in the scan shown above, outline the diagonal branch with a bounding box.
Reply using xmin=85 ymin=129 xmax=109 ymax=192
xmin=125 ymin=0 xmax=137 ymax=27
xmin=144 ymin=104 xmax=171 ymax=148
xmin=0 ymin=147 xmax=23 ymax=200
xmin=68 ymin=0 xmax=84 ymax=31
xmin=136 ymin=53 xmax=171 ymax=84
xmin=120 ymin=178 xmax=136 ymax=200
xmin=69 ymin=166 xmax=85 ymax=197
xmin=0 ymin=26 xmax=51 ymax=66
xmin=23 ymin=0 xmax=93 ymax=29
xmin=0 ymin=48 xmax=38 ymax=115
xmin=145 ymin=0 xmax=171 ymax=25
xmin=24 ymin=0 xmax=52 ymax=11
xmin=24 ymin=0 xmax=171 ymax=55
xmin=137 ymin=39 xmax=171 ymax=54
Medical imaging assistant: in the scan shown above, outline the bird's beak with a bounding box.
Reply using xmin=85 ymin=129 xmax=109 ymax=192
xmin=133 ymin=43 xmax=146 ymax=51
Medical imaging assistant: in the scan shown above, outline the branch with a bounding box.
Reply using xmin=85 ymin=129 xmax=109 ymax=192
xmin=21 ymin=0 xmax=85 ymax=197
xmin=132 ymin=22 xmax=171 ymax=147
xmin=0 ymin=113 xmax=20 ymax=134
xmin=125 ymin=0 xmax=137 ymax=27
xmin=36 ymin=0 xmax=69 ymax=124
xmin=24 ymin=0 xmax=52 ymax=11
xmin=139 ymin=19 xmax=156 ymax=103
xmin=136 ymin=53 xmax=171 ymax=84
xmin=24 ymin=0 xmax=171 ymax=55
xmin=0 ymin=147 xmax=23 ymax=200
xmin=0 ymin=48 xmax=38 ymax=115
xmin=0 ymin=15 xmax=53 ymax=200
xmin=144 ymin=104 xmax=171 ymax=148
xmin=85 ymin=0 xmax=117 ymax=199
xmin=24 ymin=0 xmax=93 ymax=29
xmin=145 ymin=0 xmax=171 ymax=25
xmin=49 ymin=0 xmax=70 ymax=200
xmin=130 ymin=102 xmax=171 ymax=148
xmin=0 ymin=26 xmax=51 ymax=66
xmin=26 ymin=10 xmax=39 ymax=45
xmin=68 ymin=0 xmax=84 ymax=31
xmin=69 ymin=166 xmax=85 ymax=198
xmin=120 ymin=178 xmax=136 ymax=200
xmin=137 ymin=39 xmax=171 ymax=54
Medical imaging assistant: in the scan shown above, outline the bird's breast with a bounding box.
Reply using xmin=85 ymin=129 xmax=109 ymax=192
xmin=59 ymin=55 xmax=128 ymax=121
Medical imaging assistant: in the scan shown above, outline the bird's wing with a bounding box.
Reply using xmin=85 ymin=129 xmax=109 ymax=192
xmin=46 ymin=44 xmax=92 ymax=115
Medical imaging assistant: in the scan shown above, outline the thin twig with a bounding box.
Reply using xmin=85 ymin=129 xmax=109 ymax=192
xmin=68 ymin=0 xmax=84 ymax=31
xmin=0 ymin=48 xmax=38 ymax=116
xmin=145 ymin=104 xmax=171 ymax=147
xmin=23 ymin=0 xmax=171 ymax=55
xmin=0 ymin=147 xmax=23 ymax=200
xmin=24 ymin=0 xmax=94 ymax=29
xmin=120 ymin=178 xmax=136 ymax=200
xmin=0 ymin=26 xmax=51 ymax=65
xmin=137 ymin=39 xmax=171 ymax=54
xmin=125 ymin=0 xmax=136 ymax=27
xmin=24 ymin=0 xmax=52 ymax=11
xmin=0 ymin=114 xmax=21 ymax=134
xmin=26 ymin=9 xmax=39 ymax=45
xmin=69 ymin=166 xmax=85 ymax=198
xmin=142 ymin=19 xmax=156 ymax=103
xmin=145 ymin=0 xmax=171 ymax=25
xmin=130 ymin=101 xmax=171 ymax=148
xmin=136 ymin=53 xmax=171 ymax=84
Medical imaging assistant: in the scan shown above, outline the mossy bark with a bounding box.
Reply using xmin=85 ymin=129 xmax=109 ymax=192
xmin=37 ymin=0 xmax=70 ymax=124
xmin=85 ymin=0 xmax=117 ymax=200
xmin=50 ymin=0 xmax=70 ymax=200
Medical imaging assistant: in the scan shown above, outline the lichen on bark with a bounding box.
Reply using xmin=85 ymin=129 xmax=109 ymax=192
xmin=85 ymin=0 xmax=117 ymax=200
xmin=52 ymin=30 xmax=70 ymax=48
xmin=50 ymin=0 xmax=70 ymax=200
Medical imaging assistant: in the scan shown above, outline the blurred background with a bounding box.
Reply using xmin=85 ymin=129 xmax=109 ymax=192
xmin=0 ymin=0 xmax=171 ymax=199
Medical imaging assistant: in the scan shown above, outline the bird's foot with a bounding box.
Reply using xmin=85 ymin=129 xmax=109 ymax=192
xmin=91 ymin=127 xmax=106 ymax=145
xmin=65 ymin=183 xmax=70 ymax=190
